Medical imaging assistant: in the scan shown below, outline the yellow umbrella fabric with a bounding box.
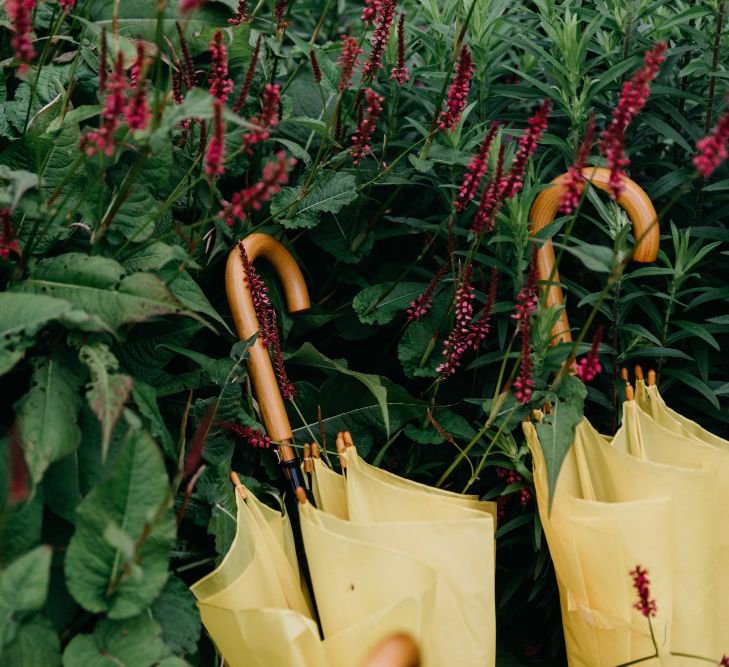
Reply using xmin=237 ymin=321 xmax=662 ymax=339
xmin=524 ymin=411 xmax=720 ymax=665
xmin=301 ymin=440 xmax=496 ymax=667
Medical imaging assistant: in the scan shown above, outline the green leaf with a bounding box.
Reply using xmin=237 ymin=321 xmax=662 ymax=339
xmin=1 ymin=618 xmax=60 ymax=667
xmin=272 ymin=172 xmax=357 ymax=229
xmin=287 ymin=342 xmax=391 ymax=436
xmin=132 ymin=382 xmax=175 ymax=461
xmin=352 ymin=282 xmax=424 ymax=325
xmin=15 ymin=254 xmax=194 ymax=331
xmin=64 ymin=431 xmax=175 ymax=619
xmin=0 ymin=546 xmax=52 ymax=649
xmin=79 ymin=343 xmax=134 ymax=462
xmin=151 ymin=577 xmax=201 ymax=656
xmin=534 ymin=375 xmax=587 ymax=514
xmin=558 ymin=242 xmax=614 ymax=273
xmin=62 ymin=615 xmax=169 ymax=667
xmin=15 ymin=353 xmax=82 ymax=486
xmin=398 ymin=291 xmax=450 ymax=379
xmin=662 ymin=369 xmax=720 ymax=410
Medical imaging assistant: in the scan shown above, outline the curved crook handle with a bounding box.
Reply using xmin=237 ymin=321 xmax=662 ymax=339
xmin=529 ymin=167 xmax=659 ymax=344
xmin=225 ymin=233 xmax=310 ymax=453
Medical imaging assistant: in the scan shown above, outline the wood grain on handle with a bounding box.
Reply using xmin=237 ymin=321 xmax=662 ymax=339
xmin=361 ymin=634 xmax=420 ymax=667
xmin=529 ymin=167 xmax=659 ymax=344
xmin=225 ymin=233 xmax=310 ymax=450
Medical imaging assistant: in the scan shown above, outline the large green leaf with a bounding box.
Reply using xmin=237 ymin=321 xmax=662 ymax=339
xmin=15 ymin=353 xmax=82 ymax=485
xmin=0 ymin=618 xmax=61 ymax=667
xmin=64 ymin=431 xmax=175 ymax=619
xmin=352 ymin=281 xmax=425 ymax=326
xmin=62 ymin=614 xmax=170 ymax=667
xmin=151 ymin=577 xmax=201 ymax=656
xmin=79 ymin=343 xmax=134 ymax=462
xmin=534 ymin=376 xmax=587 ymax=513
xmin=0 ymin=546 xmax=52 ymax=649
xmin=15 ymin=254 xmax=195 ymax=331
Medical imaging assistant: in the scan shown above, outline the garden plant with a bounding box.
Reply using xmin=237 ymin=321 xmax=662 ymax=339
xmin=1 ymin=0 xmax=729 ymax=664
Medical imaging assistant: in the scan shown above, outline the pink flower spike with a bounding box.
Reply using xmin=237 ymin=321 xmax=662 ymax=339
xmin=241 ymin=83 xmax=281 ymax=153
xmin=501 ymin=99 xmax=551 ymax=199
xmin=233 ymin=34 xmax=261 ymax=113
xmin=512 ymin=249 xmax=538 ymax=404
xmin=217 ymin=422 xmax=272 ymax=448
xmin=59 ymin=0 xmax=76 ymax=13
xmin=125 ymin=43 xmax=151 ymax=131
xmin=0 ymin=208 xmax=20 ymax=260
xmin=630 ymin=565 xmax=657 ymax=618
xmin=455 ymin=121 xmax=500 ymax=212
xmin=337 ymin=35 xmax=362 ymax=92
xmin=471 ymin=144 xmax=506 ymax=237
xmin=390 ymin=13 xmax=409 ymax=85
xmin=465 ymin=267 xmax=499 ymax=351
xmin=362 ymin=0 xmax=397 ymax=80
xmin=694 ymin=103 xmax=729 ymax=178
xmin=574 ymin=325 xmax=604 ymax=383
xmin=599 ymin=42 xmax=666 ymax=200
xmin=228 ymin=0 xmax=249 ymax=24
xmin=559 ymin=112 xmax=595 ymax=214
xmin=219 ymin=151 xmax=295 ymax=226
xmin=350 ymin=88 xmax=384 ymax=165
xmin=407 ymin=263 xmax=448 ymax=321
xmin=310 ymin=49 xmax=322 ymax=84
xmin=438 ymin=45 xmax=474 ymax=132
xmin=274 ymin=0 xmax=287 ymax=23
xmin=360 ymin=0 xmax=382 ymax=24
xmin=6 ymin=0 xmax=37 ymax=72
xmin=205 ymin=101 xmax=226 ymax=179
xmin=436 ymin=264 xmax=476 ymax=379
xmin=208 ymin=30 xmax=234 ymax=102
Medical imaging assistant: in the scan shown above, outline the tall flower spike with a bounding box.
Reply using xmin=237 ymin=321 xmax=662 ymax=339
xmin=471 ymin=144 xmax=506 ymax=237
xmin=501 ymin=99 xmax=551 ymax=199
xmin=274 ymin=0 xmax=287 ymax=23
xmin=99 ymin=28 xmax=108 ymax=94
xmin=438 ymin=45 xmax=474 ymax=132
xmin=512 ymin=249 xmax=538 ymax=404
xmin=694 ymin=101 xmax=729 ymax=178
xmin=559 ymin=112 xmax=595 ymax=214
xmin=228 ymin=0 xmax=249 ymax=24
xmin=360 ymin=0 xmax=382 ymax=24
xmin=436 ymin=264 xmax=476 ymax=379
xmin=241 ymin=83 xmax=281 ymax=153
xmin=217 ymin=422 xmax=272 ymax=448
xmin=362 ymin=0 xmax=397 ymax=80
xmin=233 ymin=35 xmax=261 ymax=113
xmin=407 ymin=263 xmax=448 ymax=321
xmin=220 ymin=152 xmax=295 ymax=226
xmin=205 ymin=101 xmax=226 ymax=179
xmin=270 ymin=310 xmax=296 ymax=399
xmin=350 ymin=88 xmax=384 ymax=165
xmin=599 ymin=42 xmax=666 ymax=200
xmin=630 ymin=566 xmax=657 ymax=618
xmin=337 ymin=35 xmax=362 ymax=92
xmin=465 ymin=267 xmax=499 ymax=350
xmin=455 ymin=121 xmax=500 ymax=212
xmin=126 ymin=42 xmax=151 ymax=131
xmin=575 ymin=325 xmax=603 ymax=383
xmin=6 ymin=0 xmax=36 ymax=72
xmin=208 ymin=30 xmax=234 ymax=102
xmin=0 ymin=208 xmax=20 ymax=260
xmin=59 ymin=0 xmax=76 ymax=12
xmin=176 ymin=21 xmax=196 ymax=90
xmin=310 ymin=49 xmax=322 ymax=84
xmin=390 ymin=14 xmax=409 ymax=85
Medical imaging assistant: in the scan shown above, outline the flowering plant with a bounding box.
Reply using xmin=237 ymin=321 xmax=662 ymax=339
xmin=1 ymin=0 xmax=728 ymax=663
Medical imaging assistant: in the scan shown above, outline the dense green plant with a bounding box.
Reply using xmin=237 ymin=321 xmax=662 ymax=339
xmin=1 ymin=0 xmax=728 ymax=665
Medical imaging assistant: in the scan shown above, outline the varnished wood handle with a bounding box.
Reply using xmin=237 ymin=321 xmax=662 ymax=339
xmin=361 ymin=634 xmax=420 ymax=667
xmin=225 ymin=233 xmax=310 ymax=449
xmin=529 ymin=167 xmax=659 ymax=344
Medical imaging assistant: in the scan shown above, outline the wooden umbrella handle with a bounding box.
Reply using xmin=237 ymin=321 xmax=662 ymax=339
xmin=529 ymin=167 xmax=659 ymax=344
xmin=361 ymin=634 xmax=420 ymax=667
xmin=225 ymin=233 xmax=310 ymax=452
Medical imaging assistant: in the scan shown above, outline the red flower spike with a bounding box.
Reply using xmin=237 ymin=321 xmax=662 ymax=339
xmin=694 ymin=103 xmax=729 ymax=178
xmin=6 ymin=0 xmax=36 ymax=72
xmin=465 ymin=267 xmax=499 ymax=350
xmin=176 ymin=21 xmax=197 ymax=90
xmin=599 ymin=43 xmax=666 ymax=200
xmin=502 ymin=99 xmax=551 ymax=199
xmin=560 ymin=112 xmax=596 ymax=214
xmin=350 ymin=88 xmax=384 ymax=165
xmin=630 ymin=565 xmax=657 ymax=618
xmin=205 ymin=101 xmax=226 ymax=179
xmin=512 ymin=249 xmax=538 ymax=404
xmin=208 ymin=30 xmax=234 ymax=102
xmin=217 ymin=422 xmax=272 ymax=448
xmin=436 ymin=264 xmax=476 ymax=379
xmin=126 ymin=43 xmax=151 ymax=131
xmin=241 ymin=83 xmax=281 ymax=153
xmin=270 ymin=311 xmax=296 ymax=399
xmin=99 ymin=28 xmax=108 ymax=94
xmin=362 ymin=0 xmax=397 ymax=80
xmin=337 ymin=35 xmax=362 ymax=92
xmin=574 ymin=325 xmax=603 ymax=383
xmin=228 ymin=0 xmax=249 ymax=24
xmin=361 ymin=0 xmax=382 ymax=24
xmin=407 ymin=263 xmax=448 ymax=321
xmin=0 ymin=208 xmax=20 ymax=260
xmin=390 ymin=13 xmax=409 ymax=84
xmin=233 ymin=35 xmax=261 ymax=113
xmin=455 ymin=121 xmax=500 ymax=212
xmin=471 ymin=144 xmax=506 ymax=237
xmin=219 ymin=151 xmax=294 ymax=226
xmin=59 ymin=0 xmax=76 ymax=12
xmin=438 ymin=45 xmax=474 ymax=132
xmin=180 ymin=0 xmax=206 ymax=12
xmin=274 ymin=0 xmax=287 ymax=23
xmin=310 ymin=49 xmax=322 ymax=84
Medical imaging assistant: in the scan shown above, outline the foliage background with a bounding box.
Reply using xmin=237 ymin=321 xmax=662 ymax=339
xmin=1 ymin=0 xmax=728 ymax=665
